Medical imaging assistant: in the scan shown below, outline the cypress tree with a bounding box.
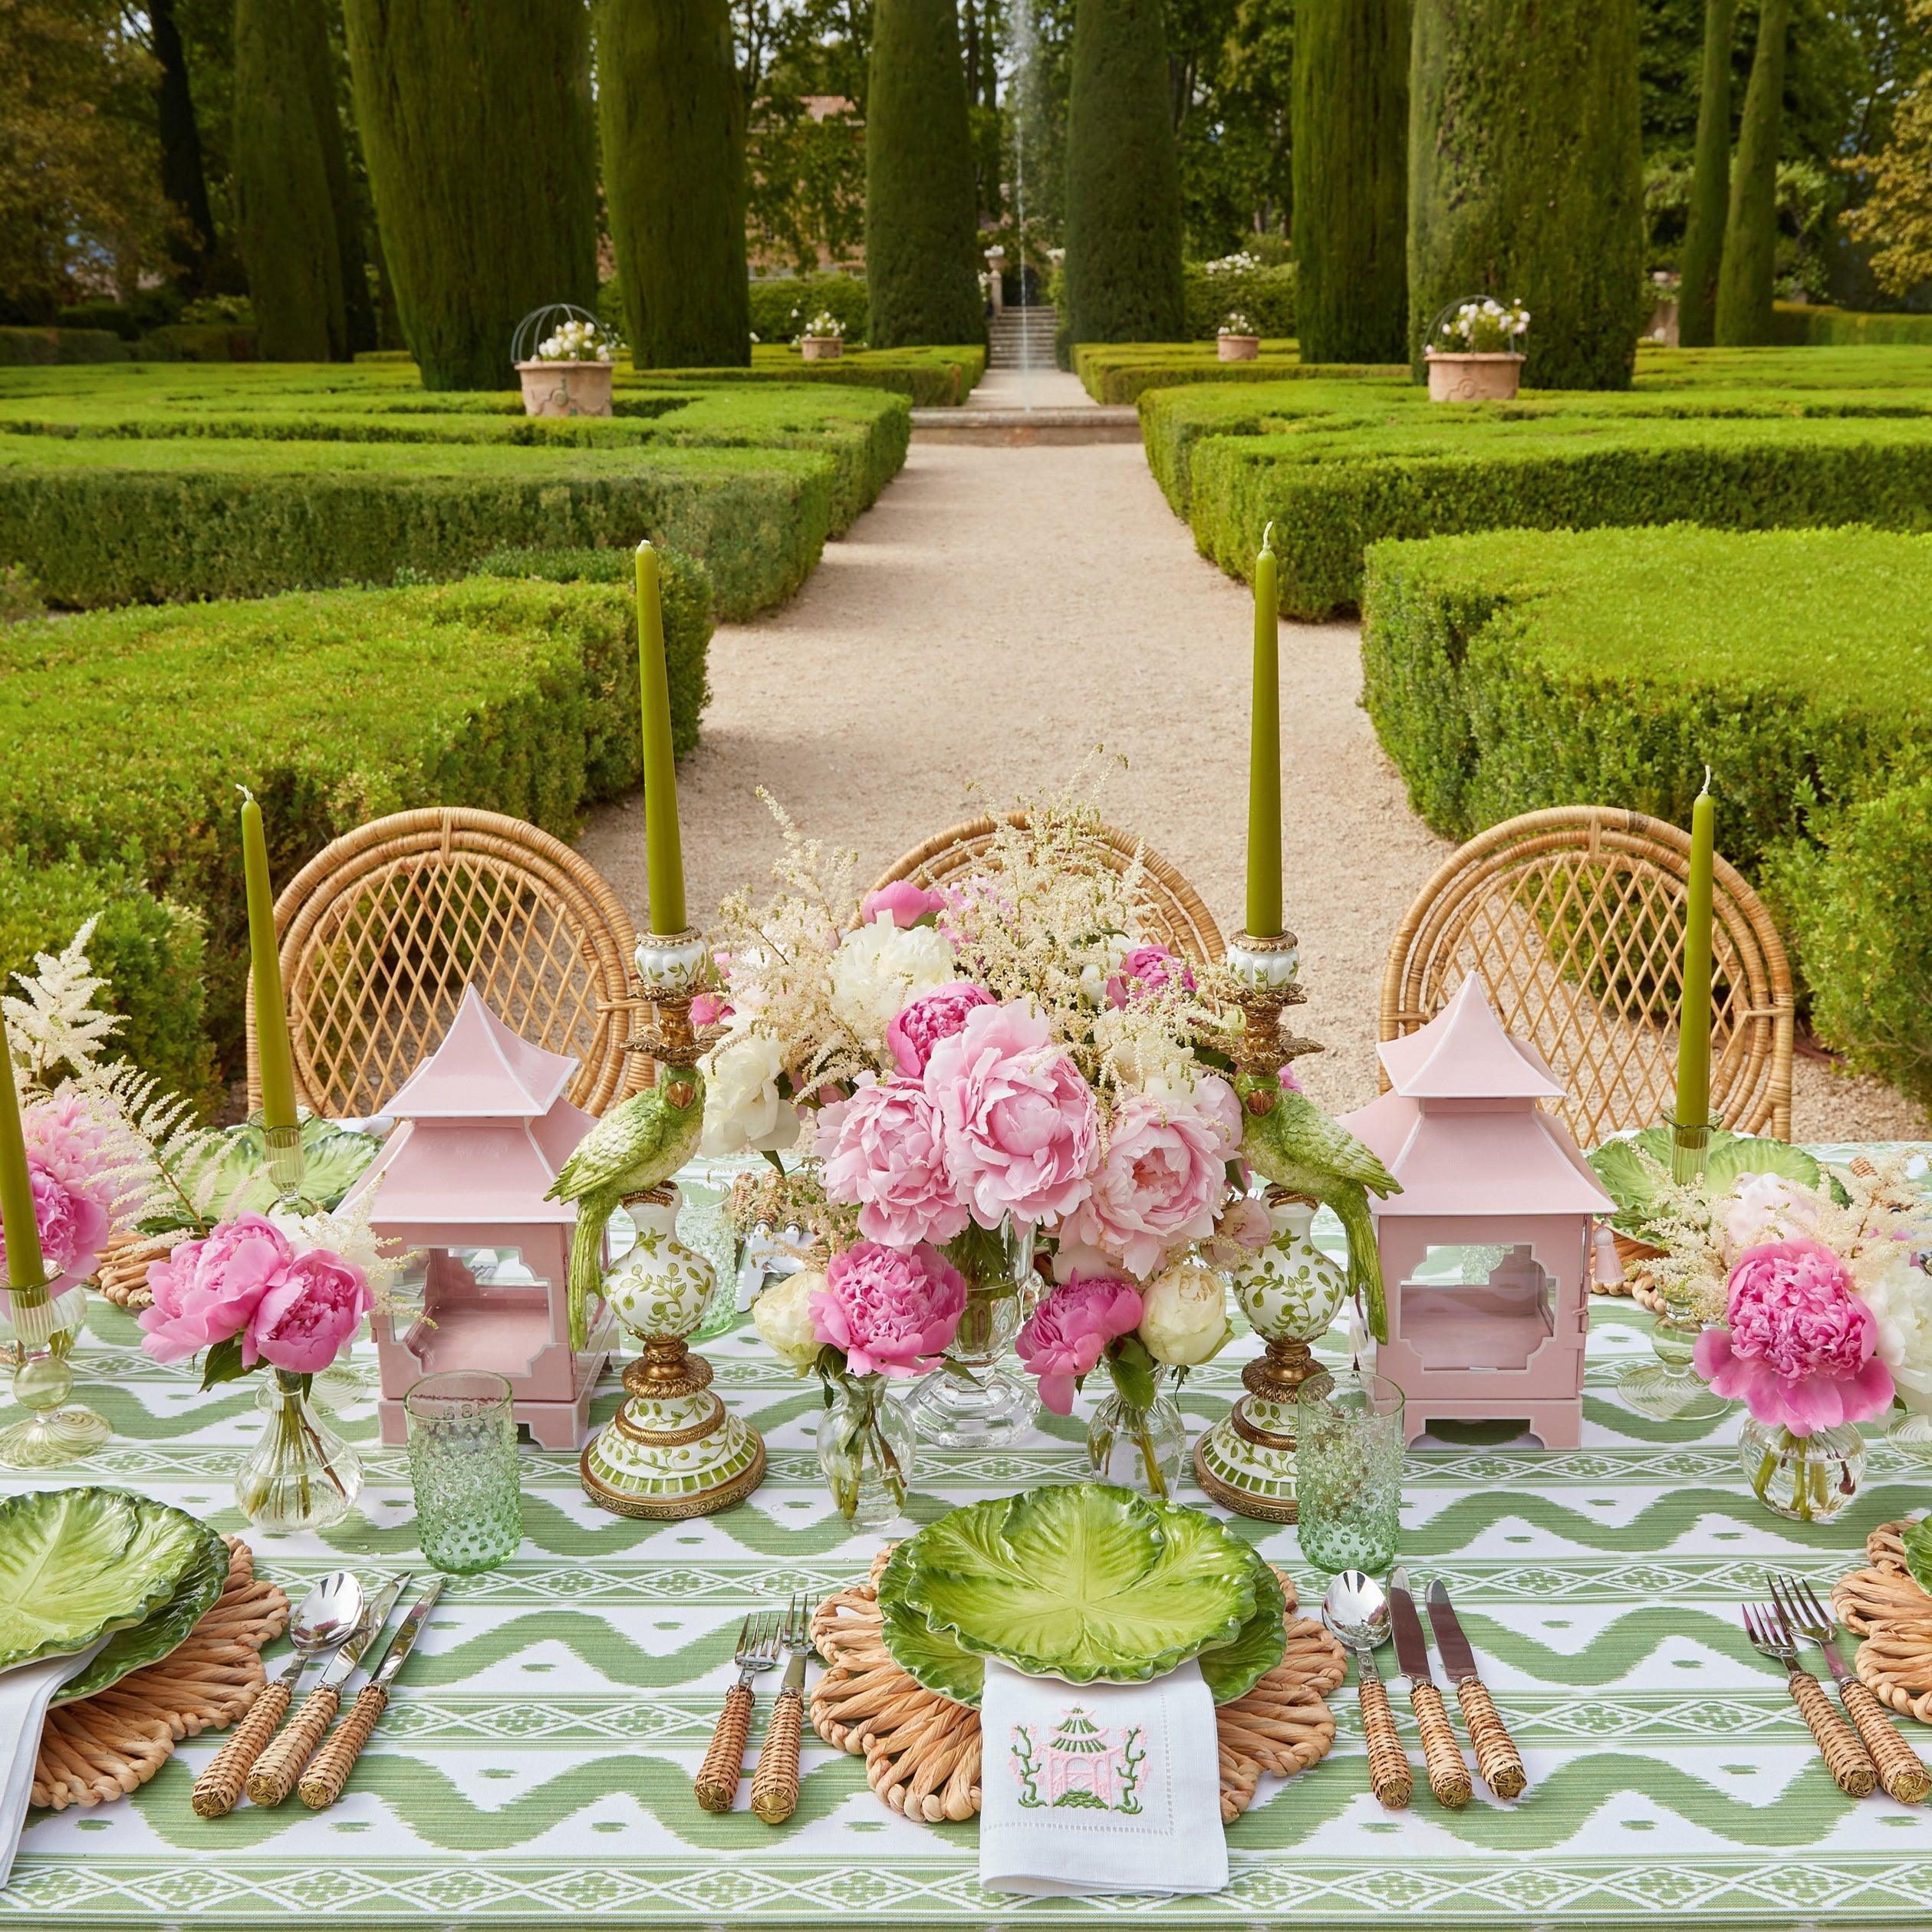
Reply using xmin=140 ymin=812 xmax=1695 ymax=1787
xmin=342 ymin=0 xmax=597 ymax=390
xmin=1292 ymin=0 xmax=1409 ymax=364
xmin=1063 ymin=0 xmax=1184 ymax=346
xmin=1713 ymin=0 xmax=1789 ymax=344
xmin=597 ymin=0 xmax=749 ymax=369
xmin=865 ymin=0 xmax=984 ymax=348
xmin=1677 ymin=0 xmax=1736 ymax=347
xmin=1408 ymin=0 xmax=1644 ymax=389
xmin=234 ymin=0 xmax=348 ymax=360
xmin=151 ymin=0 xmax=216 ymax=294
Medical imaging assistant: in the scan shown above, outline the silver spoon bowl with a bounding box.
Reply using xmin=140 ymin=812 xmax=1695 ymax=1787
xmin=1321 ymin=1568 xmax=1391 ymax=1657
xmin=281 ymin=1568 xmax=365 ymax=1682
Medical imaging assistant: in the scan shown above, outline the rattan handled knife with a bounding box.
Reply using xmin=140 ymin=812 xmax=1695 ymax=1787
xmin=298 ymin=1575 xmax=444 ymax=1809
xmin=1390 ymin=1568 xmax=1471 ymax=1809
xmin=1427 ymin=1578 xmax=1528 ymax=1799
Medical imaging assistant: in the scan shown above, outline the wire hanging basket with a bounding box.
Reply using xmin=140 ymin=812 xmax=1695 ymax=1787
xmin=510 ymin=302 xmax=621 ymax=367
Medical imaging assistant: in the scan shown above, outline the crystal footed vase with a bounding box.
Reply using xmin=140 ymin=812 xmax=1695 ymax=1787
xmin=817 ymin=1372 xmax=916 ymax=1530
xmin=0 ymin=1278 xmax=111 ymax=1470
xmin=235 ymin=1369 xmax=364 ymax=1532
xmin=1739 ymin=1416 xmax=1863 ymax=1524
xmin=903 ymin=1218 xmax=1038 ymax=1449
xmin=1618 ymin=1118 xmax=1729 ymax=1423
xmin=1087 ymin=1366 xmax=1186 ymax=1499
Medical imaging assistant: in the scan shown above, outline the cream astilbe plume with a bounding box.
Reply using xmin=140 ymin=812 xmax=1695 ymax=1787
xmin=5 ymin=917 xmax=123 ymax=1094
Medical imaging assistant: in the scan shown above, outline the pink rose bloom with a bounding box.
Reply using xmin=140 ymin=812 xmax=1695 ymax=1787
xmin=1063 ymin=1082 xmax=1241 ymax=1277
xmin=809 ymin=1241 xmax=967 ymax=1377
xmin=923 ymin=1002 xmax=1098 ymax=1229
xmin=1017 ymin=1274 xmax=1144 ymax=1415
xmin=1718 ymin=1172 xmax=1822 ymax=1259
xmin=138 ymin=1213 xmax=291 ymax=1364
xmin=1104 ymin=944 xmax=1197 ymax=1010
xmin=0 ymin=1167 xmax=109 ymax=1289
xmin=242 ymin=1247 xmax=372 ymax=1374
xmin=817 ymin=1077 xmax=969 ymax=1247
xmin=861 ymin=880 xmax=947 ymax=928
xmin=887 ymin=981 xmax=996 ymax=1077
xmin=1693 ymin=1237 xmax=1894 ymax=1436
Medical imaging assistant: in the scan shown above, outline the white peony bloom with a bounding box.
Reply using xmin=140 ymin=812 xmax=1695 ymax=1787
xmin=1861 ymin=1245 xmax=1932 ymax=1414
xmin=752 ymin=1269 xmax=824 ymax=1368
xmin=1139 ymin=1258 xmax=1233 ymax=1366
xmin=828 ymin=917 xmax=956 ymax=1046
xmin=699 ymin=1026 xmax=799 ymax=1157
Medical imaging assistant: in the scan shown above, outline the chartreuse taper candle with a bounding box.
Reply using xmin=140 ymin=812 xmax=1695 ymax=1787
xmin=636 ymin=540 xmax=687 ymax=936
xmin=0 ymin=1031 xmax=45 ymax=1291
xmin=1673 ymin=770 xmax=1716 ymax=1183
xmin=1246 ymin=524 xmax=1283 ymax=938
xmin=240 ymin=788 xmax=300 ymax=1134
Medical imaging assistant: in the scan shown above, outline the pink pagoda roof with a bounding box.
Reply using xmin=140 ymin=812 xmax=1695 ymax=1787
xmin=1377 ymin=976 xmax=1563 ymax=1101
xmin=383 ymin=986 xmax=576 ymax=1119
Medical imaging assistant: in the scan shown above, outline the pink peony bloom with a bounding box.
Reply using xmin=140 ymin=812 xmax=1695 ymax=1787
xmin=861 ymin=880 xmax=948 ymax=929
xmin=887 ymin=981 xmax=996 ymax=1077
xmin=1017 ymin=1274 xmax=1144 ymax=1415
xmin=1104 ymin=944 xmax=1197 ymax=1010
xmin=242 ymin=1247 xmax=372 ymax=1374
xmin=923 ymin=1002 xmax=1098 ymax=1229
xmin=817 ymin=1077 xmax=969 ymax=1248
xmin=24 ymin=1092 xmax=123 ymax=1221
xmin=808 ymin=1241 xmax=967 ymax=1378
xmin=1063 ymin=1081 xmax=1241 ymax=1277
xmin=1201 ymin=1194 xmax=1272 ymax=1269
xmin=0 ymin=1166 xmax=109 ymax=1290
xmin=138 ymin=1213 xmax=292 ymax=1364
xmin=1693 ymin=1237 xmax=1895 ymax=1436
xmin=1278 ymin=1063 xmax=1303 ymax=1093
xmin=689 ymin=991 xmax=732 ymax=1029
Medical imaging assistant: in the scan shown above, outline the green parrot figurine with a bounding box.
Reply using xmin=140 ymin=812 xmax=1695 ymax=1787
xmin=1232 ymin=1065 xmax=1400 ymax=1343
xmin=548 ymin=1060 xmax=706 ymax=1351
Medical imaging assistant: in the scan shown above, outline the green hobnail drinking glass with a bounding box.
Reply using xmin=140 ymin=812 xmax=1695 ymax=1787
xmin=1295 ymin=1369 xmax=1404 ymax=1575
xmin=404 ymin=1371 xmax=523 ymax=1575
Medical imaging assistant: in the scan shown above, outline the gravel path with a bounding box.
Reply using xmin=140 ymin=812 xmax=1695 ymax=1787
xmin=578 ymin=423 xmax=1925 ymax=1143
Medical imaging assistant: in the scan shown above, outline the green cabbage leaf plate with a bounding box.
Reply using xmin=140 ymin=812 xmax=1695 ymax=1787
xmin=53 ymin=1515 xmax=229 ymax=1705
xmin=0 ymin=1488 xmax=214 ymax=1677
xmin=896 ymin=1483 xmax=1262 ymax=1687
xmin=172 ymin=1116 xmax=378 ymax=1218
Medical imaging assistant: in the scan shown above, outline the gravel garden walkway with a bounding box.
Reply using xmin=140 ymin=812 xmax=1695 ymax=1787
xmin=579 ymin=385 xmax=1924 ymax=1141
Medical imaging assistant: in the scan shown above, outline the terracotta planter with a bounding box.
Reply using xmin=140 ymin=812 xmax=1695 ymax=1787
xmin=1426 ymin=351 xmax=1524 ymax=402
xmin=515 ymin=360 xmax=614 ymax=418
xmin=800 ymin=337 xmax=844 ymax=361
xmin=1217 ymin=334 xmax=1260 ymax=362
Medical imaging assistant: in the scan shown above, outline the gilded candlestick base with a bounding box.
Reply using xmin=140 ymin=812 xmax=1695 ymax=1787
xmin=1225 ymin=930 xmax=1324 ymax=1073
xmin=1193 ymin=1335 xmax=1322 ymax=1522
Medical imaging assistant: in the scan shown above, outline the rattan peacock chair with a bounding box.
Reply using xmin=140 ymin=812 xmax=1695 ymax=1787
xmin=1379 ymin=806 xmax=1795 ymax=1157
xmin=873 ymin=813 xmax=1226 ymax=966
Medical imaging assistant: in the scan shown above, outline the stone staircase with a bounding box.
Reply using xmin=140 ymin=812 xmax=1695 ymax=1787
xmin=988 ymin=305 xmax=1057 ymax=370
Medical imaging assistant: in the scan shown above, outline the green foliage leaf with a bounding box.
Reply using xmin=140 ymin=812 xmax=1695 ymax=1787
xmin=199 ymin=1333 xmax=248 ymax=1392
xmin=1904 ymin=1518 xmax=1932 ymax=1602
xmin=1108 ymin=1337 xmax=1159 ymax=1413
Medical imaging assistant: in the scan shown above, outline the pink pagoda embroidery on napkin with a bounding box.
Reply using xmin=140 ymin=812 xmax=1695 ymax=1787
xmin=1009 ymin=1707 xmax=1149 ymax=1813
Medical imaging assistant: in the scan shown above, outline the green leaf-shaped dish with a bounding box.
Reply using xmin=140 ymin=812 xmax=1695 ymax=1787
xmin=897 ymin=1484 xmax=1261 ymax=1687
xmin=0 ymin=1488 xmax=211 ymax=1675
xmin=878 ymin=1525 xmax=1288 ymax=1708
xmin=173 ymin=1116 xmax=379 ymax=1217
xmin=1588 ymin=1127 xmax=1825 ymax=1234
xmin=53 ymin=1516 xmax=229 ymax=1705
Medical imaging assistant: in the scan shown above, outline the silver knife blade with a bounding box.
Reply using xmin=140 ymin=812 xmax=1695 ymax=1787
xmin=1387 ymin=1567 xmax=1435 ymax=1684
xmin=315 ymin=1572 xmax=410 ymax=1693
xmin=1425 ymin=1578 xmax=1482 ymax=1685
xmin=367 ymin=1576 xmax=444 ymax=1692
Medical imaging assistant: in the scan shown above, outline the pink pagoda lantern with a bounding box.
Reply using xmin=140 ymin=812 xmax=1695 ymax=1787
xmin=1338 ymin=977 xmax=1615 ymax=1450
xmin=340 ymin=986 xmax=615 ymax=1450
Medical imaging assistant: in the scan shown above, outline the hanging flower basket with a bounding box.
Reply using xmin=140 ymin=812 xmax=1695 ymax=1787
xmin=1423 ymin=295 xmax=1530 ymax=402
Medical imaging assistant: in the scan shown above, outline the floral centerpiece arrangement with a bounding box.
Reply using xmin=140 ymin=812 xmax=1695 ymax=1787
xmin=530 ymin=315 xmax=621 ymax=364
xmin=1427 ymin=296 xmax=1530 ymax=355
xmin=1612 ymin=1148 xmax=1932 ymax=1520
xmin=1218 ymin=312 xmax=1256 ymax=337
xmin=711 ymin=788 xmax=1257 ymax=1498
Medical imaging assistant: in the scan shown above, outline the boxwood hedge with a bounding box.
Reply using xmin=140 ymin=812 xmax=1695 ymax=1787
xmin=1358 ymin=524 xmax=1932 ymax=1106
xmin=0 ymin=568 xmax=710 ymax=1085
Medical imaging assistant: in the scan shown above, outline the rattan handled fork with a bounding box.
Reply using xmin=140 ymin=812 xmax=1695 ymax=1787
xmin=1743 ymin=1600 xmax=1877 ymax=1798
xmin=1772 ymin=1572 xmax=1931 ymax=1804
xmin=695 ymin=1611 xmax=782 ymax=1812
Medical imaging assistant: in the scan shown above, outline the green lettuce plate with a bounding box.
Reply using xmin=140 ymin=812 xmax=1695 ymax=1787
xmin=53 ymin=1516 xmax=229 ymax=1706
xmin=877 ymin=1522 xmax=1288 ymax=1707
xmin=0 ymin=1488 xmax=212 ymax=1677
xmin=896 ymin=1483 xmax=1262 ymax=1687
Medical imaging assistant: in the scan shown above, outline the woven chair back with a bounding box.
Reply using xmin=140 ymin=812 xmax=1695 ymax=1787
xmin=873 ymin=813 xmax=1225 ymax=966
xmin=1380 ymin=807 xmax=1794 ymax=1147
xmin=245 ymin=807 xmax=643 ymax=1121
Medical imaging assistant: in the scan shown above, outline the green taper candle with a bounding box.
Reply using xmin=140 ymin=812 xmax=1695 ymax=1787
xmin=240 ymin=789 xmax=299 ymax=1133
xmin=0 ymin=1031 xmax=44 ymax=1291
xmin=636 ymin=540 xmax=688 ymax=935
xmin=1245 ymin=525 xmax=1283 ymax=937
xmin=1674 ymin=770 xmax=1715 ymax=1147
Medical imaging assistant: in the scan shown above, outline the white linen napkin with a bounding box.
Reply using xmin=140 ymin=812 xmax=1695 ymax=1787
xmin=0 ymin=1640 xmax=108 ymax=1885
xmin=978 ymin=1657 xmax=1227 ymax=1898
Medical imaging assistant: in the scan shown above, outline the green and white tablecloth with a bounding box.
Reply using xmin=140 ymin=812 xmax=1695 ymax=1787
xmin=5 ymin=1150 xmax=1932 ymax=1931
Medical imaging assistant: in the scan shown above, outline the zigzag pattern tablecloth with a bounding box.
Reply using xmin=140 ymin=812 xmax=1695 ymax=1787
xmin=6 ymin=1150 xmax=1932 ymax=1930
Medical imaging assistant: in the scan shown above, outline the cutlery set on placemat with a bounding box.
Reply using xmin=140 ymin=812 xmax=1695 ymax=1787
xmin=694 ymin=1596 xmax=812 ymax=1824
xmin=192 ymin=1569 xmax=441 ymax=1818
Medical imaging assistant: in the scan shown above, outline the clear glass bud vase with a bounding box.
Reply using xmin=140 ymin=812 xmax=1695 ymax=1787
xmin=235 ymin=1368 xmax=364 ymax=1532
xmin=1739 ymin=1417 xmax=1863 ymax=1524
xmin=817 ymin=1372 xmax=915 ymax=1531
xmin=1087 ymin=1367 xmax=1186 ymax=1500
xmin=903 ymin=1217 xmax=1038 ymax=1448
